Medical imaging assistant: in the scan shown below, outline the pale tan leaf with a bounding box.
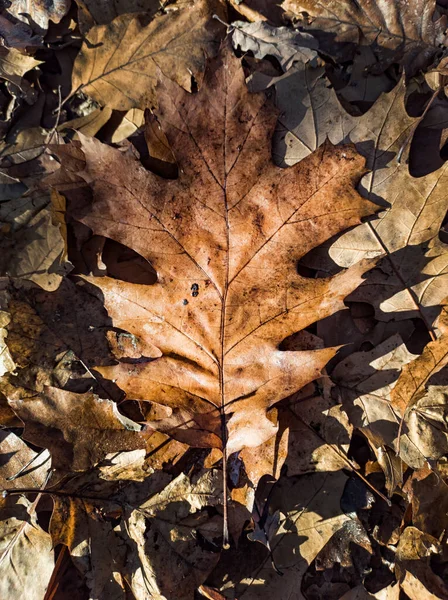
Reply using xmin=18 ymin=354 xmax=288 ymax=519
xmin=231 ymin=20 xmax=318 ymax=71
xmin=0 ymin=190 xmax=72 ymax=291
xmin=0 ymin=496 xmax=55 ymax=600
xmin=71 ymin=0 xmax=226 ymax=111
xmin=6 ymin=0 xmax=71 ymax=32
xmin=282 ymin=0 xmax=448 ymax=75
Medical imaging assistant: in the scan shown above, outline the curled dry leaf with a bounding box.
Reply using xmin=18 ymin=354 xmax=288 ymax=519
xmin=71 ymin=0 xmax=226 ymax=111
xmin=395 ymin=526 xmax=448 ymax=599
xmin=231 ymin=20 xmax=318 ymax=70
xmin=6 ymin=0 xmax=71 ymax=33
xmin=52 ymin=43 xmax=379 ymax=459
xmin=282 ymin=0 xmax=448 ymax=76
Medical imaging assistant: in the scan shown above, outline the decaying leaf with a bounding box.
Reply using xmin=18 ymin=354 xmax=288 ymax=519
xmin=8 ymin=386 xmax=148 ymax=472
xmin=52 ymin=43 xmax=378 ymax=460
xmin=48 ymin=454 xmax=223 ymax=600
xmin=71 ymin=0 xmax=226 ymax=111
xmin=282 ymin=0 xmax=448 ymax=75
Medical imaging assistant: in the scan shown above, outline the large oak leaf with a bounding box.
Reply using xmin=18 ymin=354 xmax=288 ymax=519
xmin=53 ymin=44 xmax=378 ymax=457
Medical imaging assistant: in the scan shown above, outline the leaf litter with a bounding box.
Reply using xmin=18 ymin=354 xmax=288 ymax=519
xmin=0 ymin=0 xmax=447 ymax=598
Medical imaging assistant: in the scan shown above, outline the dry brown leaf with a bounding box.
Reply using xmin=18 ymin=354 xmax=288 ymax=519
xmin=52 ymin=43 xmax=378 ymax=459
xmin=0 ymin=308 xmax=15 ymax=378
xmin=334 ymin=305 xmax=448 ymax=470
xmin=302 ymin=518 xmax=373 ymax=598
xmin=403 ymin=466 xmax=448 ymax=539
xmin=332 ymin=334 xmax=422 ymax=466
xmin=6 ymin=0 xmax=71 ymax=33
xmin=241 ymin=387 xmax=353 ymax=484
xmin=391 ymin=303 xmax=448 ymax=415
xmin=251 ymin=66 xmax=414 ymax=176
xmin=210 ymin=471 xmax=351 ymax=599
xmin=395 ymin=527 xmax=448 ymax=599
xmin=75 ymin=0 xmax=162 ymax=30
xmin=0 ymin=429 xmax=50 ymax=488
xmin=0 ymin=278 xmax=113 ymax=397
xmin=330 ymin=161 xmax=448 ymax=324
xmin=0 ymin=190 xmax=72 ymax=290
xmin=282 ymin=0 xmax=448 ymax=75
xmin=8 ymin=386 xmax=149 ymax=472
xmin=49 ymin=459 xmax=222 ymax=600
xmin=71 ymin=0 xmax=226 ymax=111
xmin=231 ymin=20 xmax=318 ymax=71
xmin=0 ymin=47 xmax=41 ymax=104
xmin=58 ymin=106 xmax=114 ymax=138
xmin=0 ymin=496 xmax=55 ymax=599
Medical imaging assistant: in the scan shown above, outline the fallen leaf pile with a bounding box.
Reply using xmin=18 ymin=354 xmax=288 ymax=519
xmin=0 ymin=0 xmax=448 ymax=598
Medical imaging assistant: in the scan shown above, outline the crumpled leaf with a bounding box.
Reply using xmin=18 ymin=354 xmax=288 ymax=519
xmin=71 ymin=0 xmax=226 ymax=111
xmin=52 ymin=43 xmax=378 ymax=457
xmin=333 ymin=304 xmax=448 ymax=469
xmin=49 ymin=454 xmax=222 ymax=600
xmin=395 ymin=527 xmax=448 ymax=599
xmin=282 ymin=0 xmax=448 ymax=76
xmin=6 ymin=0 xmax=71 ymax=33
xmin=231 ymin=20 xmax=318 ymax=70
xmin=0 ymin=496 xmax=55 ymax=599
xmin=8 ymin=386 xmax=149 ymax=472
